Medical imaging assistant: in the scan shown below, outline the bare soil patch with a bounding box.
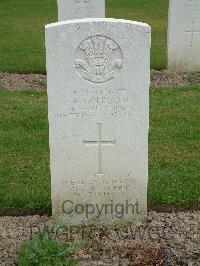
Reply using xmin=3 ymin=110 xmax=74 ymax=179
xmin=151 ymin=70 xmax=200 ymax=88
xmin=0 ymin=211 xmax=199 ymax=265
xmin=0 ymin=70 xmax=200 ymax=91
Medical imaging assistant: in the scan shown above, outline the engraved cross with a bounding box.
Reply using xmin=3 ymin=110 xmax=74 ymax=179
xmin=83 ymin=123 xmax=116 ymax=175
xmin=185 ymin=21 xmax=200 ymax=47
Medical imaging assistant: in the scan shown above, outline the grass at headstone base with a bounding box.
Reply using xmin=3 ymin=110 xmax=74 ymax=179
xmin=0 ymin=87 xmax=199 ymax=215
xmin=0 ymin=0 xmax=168 ymax=73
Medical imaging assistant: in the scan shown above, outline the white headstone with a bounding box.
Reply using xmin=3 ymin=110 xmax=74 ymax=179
xmin=45 ymin=18 xmax=151 ymax=225
xmin=168 ymin=0 xmax=200 ymax=71
xmin=57 ymin=0 xmax=105 ymax=21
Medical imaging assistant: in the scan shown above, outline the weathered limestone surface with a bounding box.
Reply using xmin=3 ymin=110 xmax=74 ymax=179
xmin=57 ymin=0 xmax=105 ymax=21
xmin=168 ymin=0 xmax=200 ymax=71
xmin=45 ymin=18 xmax=151 ymax=225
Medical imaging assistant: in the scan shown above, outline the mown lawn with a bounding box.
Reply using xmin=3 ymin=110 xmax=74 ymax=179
xmin=0 ymin=0 xmax=168 ymax=72
xmin=0 ymin=87 xmax=199 ymax=215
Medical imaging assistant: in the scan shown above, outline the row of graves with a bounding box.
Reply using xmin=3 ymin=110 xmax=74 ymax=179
xmin=45 ymin=0 xmax=200 ymax=225
xmin=57 ymin=0 xmax=200 ymax=72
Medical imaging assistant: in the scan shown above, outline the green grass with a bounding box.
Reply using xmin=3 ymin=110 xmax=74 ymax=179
xmin=0 ymin=87 xmax=199 ymax=214
xmin=0 ymin=0 xmax=168 ymax=72
xmin=149 ymin=87 xmax=200 ymax=207
xmin=18 ymin=229 xmax=82 ymax=266
xmin=0 ymin=91 xmax=50 ymax=214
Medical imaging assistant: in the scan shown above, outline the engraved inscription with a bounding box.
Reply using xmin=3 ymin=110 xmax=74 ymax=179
xmin=72 ymin=0 xmax=92 ymax=17
xmin=62 ymin=175 xmax=136 ymax=197
xmin=73 ymin=0 xmax=90 ymax=3
xmin=75 ymin=36 xmax=123 ymax=83
xmin=70 ymin=88 xmax=134 ymax=118
xmin=83 ymin=123 xmax=116 ymax=175
xmin=54 ymin=87 xmax=135 ymax=119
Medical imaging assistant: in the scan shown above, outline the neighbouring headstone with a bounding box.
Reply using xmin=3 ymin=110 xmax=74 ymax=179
xmin=57 ymin=0 xmax=105 ymax=21
xmin=45 ymin=18 xmax=151 ymax=225
xmin=168 ymin=0 xmax=200 ymax=71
